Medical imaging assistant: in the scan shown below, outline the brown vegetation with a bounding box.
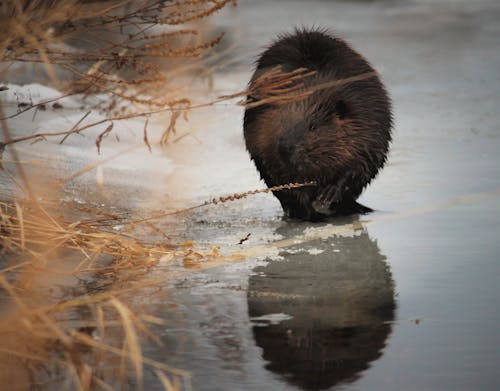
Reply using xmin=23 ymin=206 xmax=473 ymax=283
xmin=0 ymin=1 xmax=238 ymax=390
xmin=0 ymin=0 xmax=235 ymax=148
xmin=0 ymin=196 xmax=193 ymax=389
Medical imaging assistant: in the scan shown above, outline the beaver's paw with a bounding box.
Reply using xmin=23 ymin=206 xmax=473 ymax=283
xmin=312 ymin=185 xmax=342 ymax=215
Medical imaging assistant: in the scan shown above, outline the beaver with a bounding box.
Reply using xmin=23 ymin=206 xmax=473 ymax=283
xmin=243 ymin=28 xmax=392 ymax=221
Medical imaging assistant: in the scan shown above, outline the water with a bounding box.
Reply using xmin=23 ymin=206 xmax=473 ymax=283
xmin=139 ymin=198 xmax=499 ymax=390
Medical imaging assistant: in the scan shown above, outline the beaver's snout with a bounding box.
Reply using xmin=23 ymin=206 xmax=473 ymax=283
xmin=278 ymin=124 xmax=304 ymax=162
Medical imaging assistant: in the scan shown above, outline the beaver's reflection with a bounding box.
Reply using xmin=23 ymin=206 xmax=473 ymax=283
xmin=248 ymin=223 xmax=395 ymax=390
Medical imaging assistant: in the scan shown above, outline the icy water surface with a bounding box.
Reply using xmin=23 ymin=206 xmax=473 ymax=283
xmin=2 ymin=0 xmax=500 ymax=390
xmin=136 ymin=1 xmax=500 ymax=390
xmin=142 ymin=202 xmax=500 ymax=391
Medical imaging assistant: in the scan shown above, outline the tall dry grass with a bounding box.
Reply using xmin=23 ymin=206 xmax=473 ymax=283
xmin=0 ymin=196 xmax=197 ymax=390
xmin=0 ymin=1 xmax=237 ymax=390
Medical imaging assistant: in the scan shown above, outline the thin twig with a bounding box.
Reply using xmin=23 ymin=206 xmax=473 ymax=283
xmin=59 ymin=110 xmax=92 ymax=145
xmin=143 ymin=118 xmax=152 ymax=153
xmin=95 ymin=123 xmax=114 ymax=154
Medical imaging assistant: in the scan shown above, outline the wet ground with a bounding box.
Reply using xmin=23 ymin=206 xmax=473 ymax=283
xmin=2 ymin=0 xmax=500 ymax=390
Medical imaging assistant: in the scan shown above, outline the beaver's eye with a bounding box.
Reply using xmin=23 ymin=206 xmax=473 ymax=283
xmin=335 ymin=100 xmax=349 ymax=120
xmin=309 ymin=123 xmax=318 ymax=132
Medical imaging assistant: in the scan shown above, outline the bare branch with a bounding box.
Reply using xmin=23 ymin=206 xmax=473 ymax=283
xmin=96 ymin=123 xmax=114 ymax=154
xmin=143 ymin=119 xmax=152 ymax=153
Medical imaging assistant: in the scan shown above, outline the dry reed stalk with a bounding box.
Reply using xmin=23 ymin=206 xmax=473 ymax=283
xmin=242 ymin=67 xmax=378 ymax=109
xmin=107 ymin=181 xmax=319 ymax=226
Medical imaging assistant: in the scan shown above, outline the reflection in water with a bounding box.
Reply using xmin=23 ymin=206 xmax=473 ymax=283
xmin=248 ymin=222 xmax=395 ymax=390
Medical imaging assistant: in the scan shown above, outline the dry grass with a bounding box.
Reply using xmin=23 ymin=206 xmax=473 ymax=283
xmin=241 ymin=66 xmax=377 ymax=108
xmin=0 ymin=0 xmax=235 ymax=148
xmin=0 ymin=197 xmax=193 ymax=390
xmin=0 ymin=1 xmax=240 ymax=390
xmin=126 ymin=181 xmax=318 ymax=225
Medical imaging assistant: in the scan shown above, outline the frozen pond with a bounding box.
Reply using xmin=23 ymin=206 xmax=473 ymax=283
xmin=2 ymin=0 xmax=500 ymax=390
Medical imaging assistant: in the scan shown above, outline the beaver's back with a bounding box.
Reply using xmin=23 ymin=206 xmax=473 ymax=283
xmin=255 ymin=29 xmax=373 ymax=76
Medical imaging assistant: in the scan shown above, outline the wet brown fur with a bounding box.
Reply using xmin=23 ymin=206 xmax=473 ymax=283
xmin=244 ymin=28 xmax=392 ymax=221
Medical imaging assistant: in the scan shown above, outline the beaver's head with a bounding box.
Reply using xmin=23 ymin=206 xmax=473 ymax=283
xmin=249 ymin=91 xmax=359 ymax=186
xmin=278 ymin=92 xmax=356 ymax=175
xmin=244 ymin=70 xmax=391 ymax=189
